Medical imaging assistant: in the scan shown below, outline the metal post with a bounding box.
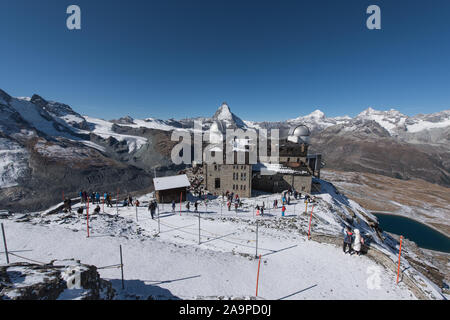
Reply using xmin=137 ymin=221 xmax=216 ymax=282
xmin=157 ymin=206 xmax=160 ymax=234
xmin=396 ymin=236 xmax=403 ymax=284
xmin=255 ymin=219 xmax=259 ymax=258
xmin=198 ymin=211 xmax=201 ymax=244
xmin=87 ymin=197 xmax=90 ymax=238
xmin=135 ymin=205 xmax=138 ymax=222
xmin=119 ymin=245 xmax=124 ymax=290
xmin=1 ymin=223 xmax=10 ymax=264
xmin=116 ymin=189 xmax=119 ymax=215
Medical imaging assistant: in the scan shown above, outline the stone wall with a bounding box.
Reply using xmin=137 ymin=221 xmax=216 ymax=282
xmin=252 ymin=173 xmax=312 ymax=194
xmin=205 ymin=164 xmax=252 ymax=197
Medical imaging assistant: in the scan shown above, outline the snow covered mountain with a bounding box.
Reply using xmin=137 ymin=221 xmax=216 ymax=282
xmin=1 ymin=87 xmax=449 ymax=210
xmin=212 ymin=102 xmax=247 ymax=129
xmin=0 ymin=89 xmax=155 ymax=211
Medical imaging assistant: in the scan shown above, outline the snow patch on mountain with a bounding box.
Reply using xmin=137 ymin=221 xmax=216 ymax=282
xmin=0 ymin=138 xmax=29 ymax=188
xmin=83 ymin=116 xmax=147 ymax=153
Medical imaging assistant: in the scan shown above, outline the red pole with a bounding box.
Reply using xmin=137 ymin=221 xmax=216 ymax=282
xmin=396 ymin=236 xmax=403 ymax=284
xmin=256 ymin=254 xmax=262 ymax=297
xmin=102 ymin=196 xmax=104 ymax=213
xmin=308 ymin=205 xmax=315 ymax=240
xmin=86 ymin=197 xmax=90 ymax=238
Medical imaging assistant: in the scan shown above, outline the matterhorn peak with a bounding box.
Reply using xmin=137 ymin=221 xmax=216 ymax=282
xmin=213 ymin=102 xmax=234 ymax=121
xmin=212 ymin=102 xmax=247 ymax=128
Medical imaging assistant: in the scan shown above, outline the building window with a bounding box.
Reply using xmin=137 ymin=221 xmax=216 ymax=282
xmin=215 ymin=178 xmax=220 ymax=189
xmin=214 ymin=164 xmax=217 ymax=171
xmin=302 ymin=186 xmax=305 ymax=191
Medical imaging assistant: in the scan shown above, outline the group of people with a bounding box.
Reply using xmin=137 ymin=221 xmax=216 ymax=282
xmin=79 ymin=190 xmax=114 ymax=207
xmin=343 ymin=226 xmax=365 ymax=256
xmin=223 ymin=191 xmax=242 ymax=212
xmin=122 ymin=194 xmax=139 ymax=207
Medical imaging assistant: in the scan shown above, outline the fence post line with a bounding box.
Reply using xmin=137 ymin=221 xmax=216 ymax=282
xmin=256 ymin=254 xmax=262 ymax=297
xmin=86 ymin=197 xmax=90 ymax=238
xmin=396 ymin=236 xmax=403 ymax=284
xmin=308 ymin=205 xmax=315 ymax=240
xmin=252 ymin=202 xmax=255 ymax=218
xmin=1 ymin=223 xmax=10 ymax=264
xmin=255 ymin=219 xmax=259 ymax=258
xmin=116 ymin=188 xmax=119 ymax=215
xmin=157 ymin=205 xmax=160 ymax=234
xmin=119 ymin=245 xmax=124 ymax=290
xmin=198 ymin=211 xmax=201 ymax=245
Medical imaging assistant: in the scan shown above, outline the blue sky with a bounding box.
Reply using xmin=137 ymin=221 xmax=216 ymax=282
xmin=1 ymin=0 xmax=449 ymax=121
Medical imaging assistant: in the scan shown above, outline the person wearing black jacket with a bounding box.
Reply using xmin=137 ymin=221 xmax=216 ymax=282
xmin=343 ymin=227 xmax=354 ymax=254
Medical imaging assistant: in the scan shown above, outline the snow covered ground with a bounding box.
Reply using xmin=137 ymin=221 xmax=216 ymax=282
xmin=3 ymin=182 xmax=443 ymax=300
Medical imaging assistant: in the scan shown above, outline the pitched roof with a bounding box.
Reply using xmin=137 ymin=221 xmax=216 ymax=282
xmin=153 ymin=174 xmax=191 ymax=191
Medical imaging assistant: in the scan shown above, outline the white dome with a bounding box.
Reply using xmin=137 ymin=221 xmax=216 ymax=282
xmin=291 ymin=125 xmax=310 ymax=137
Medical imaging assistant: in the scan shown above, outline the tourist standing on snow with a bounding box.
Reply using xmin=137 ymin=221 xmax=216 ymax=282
xmin=273 ymin=199 xmax=277 ymax=209
xmin=343 ymin=227 xmax=354 ymax=254
xmin=148 ymin=201 xmax=155 ymax=219
xmin=194 ymin=201 xmax=198 ymax=212
xmin=227 ymin=200 xmax=231 ymax=211
xmin=281 ymin=205 xmax=286 ymax=217
xmin=353 ymin=229 xmax=364 ymax=256
xmin=171 ymin=200 xmax=176 ymax=212
xmin=95 ymin=192 xmax=100 ymax=204
xmin=186 ymin=202 xmax=190 ymax=211
xmin=107 ymin=193 xmax=113 ymax=207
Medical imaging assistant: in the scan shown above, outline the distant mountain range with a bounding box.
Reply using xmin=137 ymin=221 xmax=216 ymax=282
xmin=1 ymin=88 xmax=449 ymax=211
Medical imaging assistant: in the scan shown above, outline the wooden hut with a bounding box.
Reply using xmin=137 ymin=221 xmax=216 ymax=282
xmin=153 ymin=174 xmax=191 ymax=203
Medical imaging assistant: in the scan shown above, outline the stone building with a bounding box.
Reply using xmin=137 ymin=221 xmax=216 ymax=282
xmin=204 ymin=163 xmax=252 ymax=197
xmin=202 ymin=121 xmax=322 ymax=198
